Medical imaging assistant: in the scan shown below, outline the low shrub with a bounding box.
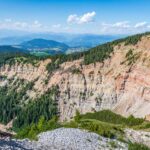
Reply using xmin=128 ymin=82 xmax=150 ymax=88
xmin=16 ymin=116 xmax=61 ymax=140
xmin=71 ymin=68 xmax=81 ymax=74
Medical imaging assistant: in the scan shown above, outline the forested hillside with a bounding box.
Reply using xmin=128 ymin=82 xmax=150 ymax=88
xmin=0 ymin=78 xmax=58 ymax=130
xmin=0 ymin=46 xmax=27 ymax=64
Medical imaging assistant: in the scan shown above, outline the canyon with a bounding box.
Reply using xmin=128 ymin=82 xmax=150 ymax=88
xmin=1 ymin=34 xmax=150 ymax=122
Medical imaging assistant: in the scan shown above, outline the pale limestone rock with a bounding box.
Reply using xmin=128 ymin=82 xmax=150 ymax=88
xmin=1 ymin=36 xmax=150 ymax=121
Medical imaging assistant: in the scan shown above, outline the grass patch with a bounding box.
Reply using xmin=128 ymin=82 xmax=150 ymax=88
xmin=128 ymin=142 xmax=150 ymax=150
xmin=79 ymin=119 xmax=124 ymax=138
xmin=80 ymin=110 xmax=145 ymax=127
xmin=63 ymin=110 xmax=124 ymax=139
xmin=109 ymin=141 xmax=118 ymax=148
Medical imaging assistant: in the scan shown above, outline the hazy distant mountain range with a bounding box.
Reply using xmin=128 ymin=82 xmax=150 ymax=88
xmin=0 ymin=31 xmax=124 ymax=55
xmin=16 ymin=39 xmax=70 ymax=56
xmin=0 ymin=31 xmax=122 ymax=47
xmin=20 ymin=39 xmax=68 ymax=49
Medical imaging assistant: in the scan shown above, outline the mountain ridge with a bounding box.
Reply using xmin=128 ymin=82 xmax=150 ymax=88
xmin=0 ymin=32 xmax=120 ymax=47
xmin=19 ymin=38 xmax=69 ymax=51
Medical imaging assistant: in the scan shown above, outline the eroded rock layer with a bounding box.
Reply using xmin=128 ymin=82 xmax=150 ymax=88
xmin=1 ymin=36 xmax=150 ymax=121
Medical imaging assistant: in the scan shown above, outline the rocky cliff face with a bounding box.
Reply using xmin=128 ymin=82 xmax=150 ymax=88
xmin=1 ymin=35 xmax=150 ymax=121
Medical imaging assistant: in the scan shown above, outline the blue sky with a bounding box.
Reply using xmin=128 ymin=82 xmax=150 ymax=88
xmin=0 ymin=0 xmax=150 ymax=34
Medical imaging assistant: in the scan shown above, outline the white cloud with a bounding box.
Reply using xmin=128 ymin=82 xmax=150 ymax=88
xmin=67 ymin=11 xmax=96 ymax=24
xmin=79 ymin=11 xmax=96 ymax=24
xmin=0 ymin=17 xmax=150 ymax=35
xmin=134 ymin=22 xmax=147 ymax=28
xmin=32 ymin=20 xmax=42 ymax=28
xmin=100 ymin=21 xmax=150 ymax=34
xmin=52 ymin=24 xmax=61 ymax=28
xmin=0 ymin=19 xmax=44 ymax=31
xmin=14 ymin=21 xmax=28 ymax=28
xmin=102 ymin=21 xmax=130 ymax=28
xmin=112 ymin=21 xmax=130 ymax=28
xmin=0 ymin=19 xmax=68 ymax=33
xmin=67 ymin=14 xmax=78 ymax=24
xmin=147 ymin=25 xmax=150 ymax=28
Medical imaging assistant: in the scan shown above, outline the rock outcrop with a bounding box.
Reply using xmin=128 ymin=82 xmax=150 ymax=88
xmin=1 ymin=35 xmax=150 ymax=121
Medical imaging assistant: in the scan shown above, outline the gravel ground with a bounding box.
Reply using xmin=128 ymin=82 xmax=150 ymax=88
xmin=0 ymin=128 xmax=128 ymax=150
xmin=125 ymin=128 xmax=150 ymax=148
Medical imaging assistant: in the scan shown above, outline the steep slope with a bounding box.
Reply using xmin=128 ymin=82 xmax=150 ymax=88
xmin=1 ymin=32 xmax=150 ymax=123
